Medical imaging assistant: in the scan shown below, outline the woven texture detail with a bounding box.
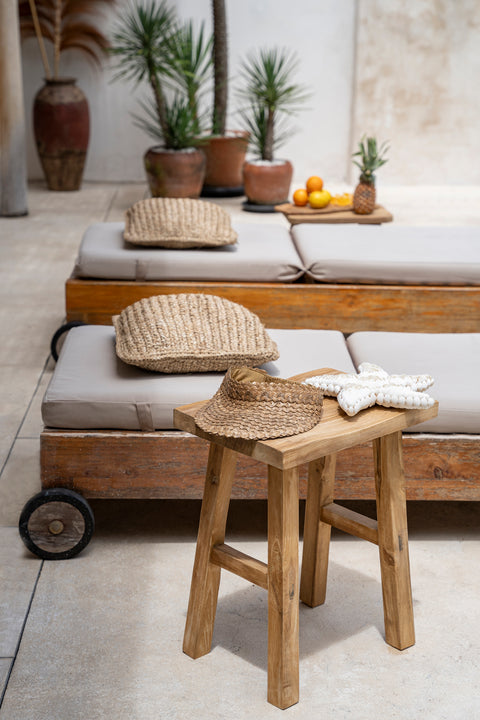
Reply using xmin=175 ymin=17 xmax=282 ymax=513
xmin=113 ymin=294 xmax=279 ymax=373
xmin=195 ymin=366 xmax=323 ymax=439
xmin=124 ymin=198 xmax=237 ymax=248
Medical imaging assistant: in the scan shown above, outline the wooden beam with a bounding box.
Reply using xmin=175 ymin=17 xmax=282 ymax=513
xmin=320 ymin=502 xmax=378 ymax=544
xmin=65 ymin=277 xmax=480 ymax=334
xmin=210 ymin=543 xmax=268 ymax=589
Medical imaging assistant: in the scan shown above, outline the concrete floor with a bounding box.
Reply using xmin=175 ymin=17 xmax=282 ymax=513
xmin=0 ymin=181 xmax=479 ymax=718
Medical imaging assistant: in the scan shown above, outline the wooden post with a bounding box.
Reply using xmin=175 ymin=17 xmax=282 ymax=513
xmin=300 ymin=454 xmax=336 ymax=607
xmin=0 ymin=0 xmax=28 ymax=216
xmin=183 ymin=443 xmax=237 ymax=659
xmin=267 ymin=466 xmax=300 ymax=709
xmin=374 ymin=431 xmax=415 ymax=650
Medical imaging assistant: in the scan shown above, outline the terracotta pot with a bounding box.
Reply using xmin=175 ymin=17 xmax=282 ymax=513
xmin=33 ymin=78 xmax=89 ymax=191
xmin=201 ymin=131 xmax=249 ymax=196
xmin=243 ymin=159 xmax=293 ymax=206
xmin=144 ymin=146 xmax=206 ymax=198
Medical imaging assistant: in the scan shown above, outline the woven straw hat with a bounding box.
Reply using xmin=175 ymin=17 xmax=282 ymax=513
xmin=124 ymin=197 xmax=237 ymax=248
xmin=195 ymin=366 xmax=323 ymax=440
xmin=113 ymin=294 xmax=279 ymax=373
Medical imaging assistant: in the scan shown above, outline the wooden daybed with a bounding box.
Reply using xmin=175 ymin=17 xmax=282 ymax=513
xmin=64 ymin=222 xmax=480 ymax=333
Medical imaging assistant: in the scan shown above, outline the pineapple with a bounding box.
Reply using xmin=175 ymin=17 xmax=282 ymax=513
xmin=352 ymin=137 xmax=388 ymax=214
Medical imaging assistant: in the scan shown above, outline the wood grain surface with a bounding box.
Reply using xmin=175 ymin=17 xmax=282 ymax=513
xmin=65 ymin=277 xmax=480 ymax=333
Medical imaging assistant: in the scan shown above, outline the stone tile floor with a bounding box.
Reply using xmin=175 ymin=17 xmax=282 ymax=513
xmin=0 ymin=182 xmax=479 ymax=718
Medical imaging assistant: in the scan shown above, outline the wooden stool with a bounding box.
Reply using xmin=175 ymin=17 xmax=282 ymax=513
xmin=174 ymin=368 xmax=438 ymax=709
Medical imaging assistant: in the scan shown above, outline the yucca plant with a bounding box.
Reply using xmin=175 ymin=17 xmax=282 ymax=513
xmin=109 ymin=1 xmax=212 ymax=149
xmin=237 ymin=48 xmax=309 ymax=161
xmin=18 ymin=0 xmax=115 ymax=79
xmin=352 ymin=136 xmax=389 ymax=214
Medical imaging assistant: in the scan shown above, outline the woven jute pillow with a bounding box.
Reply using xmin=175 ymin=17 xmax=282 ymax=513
xmin=113 ymin=294 xmax=279 ymax=373
xmin=123 ymin=198 xmax=237 ymax=248
xmin=195 ymin=366 xmax=324 ymax=439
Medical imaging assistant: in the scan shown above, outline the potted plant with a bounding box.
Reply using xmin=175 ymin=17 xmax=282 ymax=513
xmin=237 ymin=47 xmax=309 ymax=210
xmin=109 ymin=0 xmax=212 ymax=198
xmin=200 ymin=0 xmax=249 ymax=197
xmin=18 ymin=0 xmax=115 ymax=191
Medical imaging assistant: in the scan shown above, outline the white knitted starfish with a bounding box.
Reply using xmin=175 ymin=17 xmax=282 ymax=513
xmin=304 ymin=362 xmax=435 ymax=417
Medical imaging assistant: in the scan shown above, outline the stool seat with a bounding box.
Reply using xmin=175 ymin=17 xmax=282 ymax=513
xmin=174 ymin=368 xmax=438 ymax=469
xmin=176 ymin=368 xmax=438 ymax=709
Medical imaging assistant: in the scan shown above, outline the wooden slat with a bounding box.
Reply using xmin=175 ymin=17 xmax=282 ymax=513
xmin=300 ymin=455 xmax=336 ymax=607
xmin=320 ymin=502 xmax=378 ymax=544
xmin=267 ymin=466 xmax=299 ymax=709
xmin=40 ymin=429 xmax=480 ymax=502
xmin=65 ymin=277 xmax=480 ymax=333
xmin=183 ymin=444 xmax=237 ymax=659
xmin=374 ymin=432 xmax=415 ymax=650
xmin=210 ymin=543 xmax=268 ymax=589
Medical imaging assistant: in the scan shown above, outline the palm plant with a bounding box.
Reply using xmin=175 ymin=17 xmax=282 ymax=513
xmin=18 ymin=0 xmax=115 ymax=79
xmin=238 ymin=48 xmax=309 ymax=161
xmin=109 ymin=0 xmax=212 ymax=150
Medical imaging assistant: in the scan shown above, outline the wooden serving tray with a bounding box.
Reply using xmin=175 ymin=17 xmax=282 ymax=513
xmin=275 ymin=203 xmax=393 ymax=225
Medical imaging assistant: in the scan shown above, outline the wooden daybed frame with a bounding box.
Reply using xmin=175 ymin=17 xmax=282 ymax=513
xmin=41 ymin=428 xmax=480 ymax=502
xmin=51 ymin=274 xmax=480 ymax=504
xmin=65 ymin=276 xmax=480 ymax=333
xmin=21 ymin=274 xmax=479 ymax=559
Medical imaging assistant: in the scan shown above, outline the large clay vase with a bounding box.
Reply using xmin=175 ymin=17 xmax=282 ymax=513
xmin=243 ymin=159 xmax=293 ymax=207
xmin=144 ymin=146 xmax=206 ymax=198
xmin=33 ymin=78 xmax=89 ymax=191
xmin=201 ymin=131 xmax=249 ymax=197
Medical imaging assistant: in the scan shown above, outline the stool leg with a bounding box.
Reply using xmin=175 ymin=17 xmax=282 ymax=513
xmin=300 ymin=454 xmax=336 ymax=607
xmin=267 ymin=466 xmax=300 ymax=709
xmin=373 ymin=431 xmax=415 ymax=650
xmin=183 ymin=443 xmax=237 ymax=659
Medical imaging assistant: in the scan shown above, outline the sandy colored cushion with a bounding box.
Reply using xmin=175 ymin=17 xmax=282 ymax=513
xmin=124 ymin=198 xmax=237 ymax=248
xmin=347 ymin=331 xmax=480 ymax=432
xmin=42 ymin=325 xmax=355 ymax=430
xmin=292 ymin=225 xmax=480 ymax=284
xmin=113 ymin=293 xmax=279 ymax=373
xmin=73 ymin=222 xmax=304 ymax=282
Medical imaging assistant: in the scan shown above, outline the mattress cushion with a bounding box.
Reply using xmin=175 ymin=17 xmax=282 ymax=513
xmin=347 ymin=332 xmax=480 ymax=432
xmin=42 ymin=325 xmax=356 ymax=430
xmin=73 ymin=221 xmax=304 ymax=282
xmin=292 ymin=225 xmax=480 ymax=285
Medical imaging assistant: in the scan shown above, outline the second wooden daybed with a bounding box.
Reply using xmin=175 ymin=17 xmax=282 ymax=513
xmin=64 ymin=222 xmax=480 ymax=333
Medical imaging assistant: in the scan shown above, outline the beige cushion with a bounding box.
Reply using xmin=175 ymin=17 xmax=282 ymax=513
xmin=293 ymin=225 xmax=480 ymax=284
xmin=73 ymin=222 xmax=304 ymax=282
xmin=113 ymin=294 xmax=279 ymax=373
xmin=347 ymin=331 xmax=480 ymax=432
xmin=124 ymin=198 xmax=237 ymax=248
xmin=42 ymin=325 xmax=356 ymax=430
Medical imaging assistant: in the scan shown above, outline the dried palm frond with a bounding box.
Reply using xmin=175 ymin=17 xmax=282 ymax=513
xmin=18 ymin=0 xmax=116 ymax=78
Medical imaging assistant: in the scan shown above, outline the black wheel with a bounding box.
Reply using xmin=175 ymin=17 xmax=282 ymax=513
xmin=19 ymin=488 xmax=95 ymax=560
xmin=50 ymin=321 xmax=86 ymax=362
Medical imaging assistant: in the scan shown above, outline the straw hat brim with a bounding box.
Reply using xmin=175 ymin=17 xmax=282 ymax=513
xmin=195 ymin=367 xmax=323 ymax=440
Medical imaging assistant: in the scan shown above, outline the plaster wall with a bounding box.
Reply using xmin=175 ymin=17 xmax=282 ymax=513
xmin=352 ymin=0 xmax=480 ymax=185
xmin=19 ymin=0 xmax=480 ymax=186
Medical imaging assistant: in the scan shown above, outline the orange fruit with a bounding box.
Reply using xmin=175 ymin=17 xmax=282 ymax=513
xmin=308 ymin=190 xmax=331 ymax=209
xmin=292 ymin=188 xmax=308 ymax=206
xmin=306 ymin=175 xmax=324 ymax=194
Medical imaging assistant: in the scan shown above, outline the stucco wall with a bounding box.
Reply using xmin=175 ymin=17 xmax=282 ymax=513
xmin=19 ymin=0 xmax=480 ymax=185
xmin=352 ymin=0 xmax=480 ymax=185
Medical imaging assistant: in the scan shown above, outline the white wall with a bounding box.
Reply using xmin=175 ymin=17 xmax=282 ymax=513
xmin=20 ymin=0 xmax=480 ymax=186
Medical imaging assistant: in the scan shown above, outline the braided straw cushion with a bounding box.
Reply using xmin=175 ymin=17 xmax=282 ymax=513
xmin=123 ymin=198 xmax=237 ymax=248
xmin=113 ymin=294 xmax=279 ymax=373
xmin=195 ymin=366 xmax=324 ymax=439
